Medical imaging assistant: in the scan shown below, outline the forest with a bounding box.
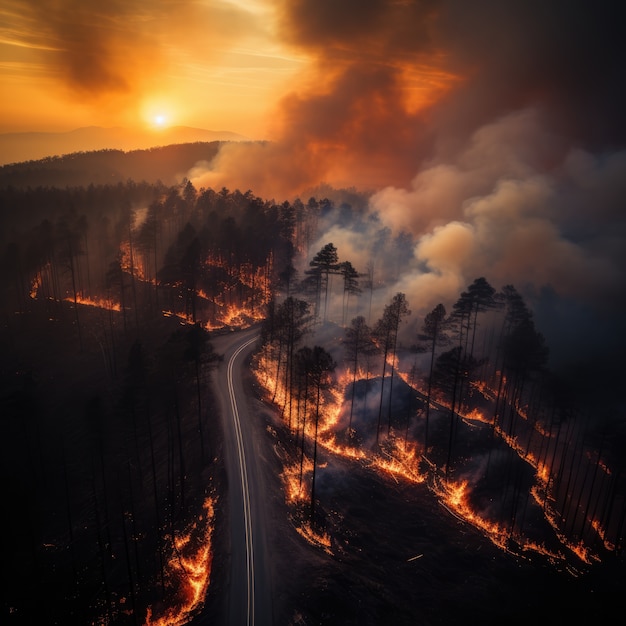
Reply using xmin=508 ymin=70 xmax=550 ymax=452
xmin=1 ymin=152 xmax=624 ymax=624
xmin=0 ymin=176 xmax=296 ymax=624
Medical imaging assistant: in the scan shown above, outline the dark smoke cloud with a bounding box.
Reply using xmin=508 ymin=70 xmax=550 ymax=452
xmin=278 ymin=0 xmax=438 ymax=58
xmin=264 ymin=0 xmax=626 ymax=194
xmin=434 ymin=0 xmax=626 ymax=152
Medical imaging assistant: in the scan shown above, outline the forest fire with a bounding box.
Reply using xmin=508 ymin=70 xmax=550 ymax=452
xmin=4 ymin=169 xmax=624 ymax=626
xmin=295 ymin=520 xmax=333 ymax=554
xmin=143 ymin=496 xmax=216 ymax=626
xmin=431 ymin=476 xmax=574 ymax=565
xmin=281 ymin=455 xmax=313 ymax=505
xmin=68 ymin=294 xmax=122 ymax=311
xmin=203 ymin=301 xmax=266 ymax=330
xmin=261 ymin=275 xmax=611 ymax=570
xmin=279 ymin=454 xmax=333 ymax=553
xmin=374 ymin=437 xmax=424 ymax=484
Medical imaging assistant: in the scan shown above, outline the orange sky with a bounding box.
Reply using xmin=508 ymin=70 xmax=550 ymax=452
xmin=0 ymin=0 xmax=308 ymax=136
xmin=0 ymin=1 xmax=458 ymax=142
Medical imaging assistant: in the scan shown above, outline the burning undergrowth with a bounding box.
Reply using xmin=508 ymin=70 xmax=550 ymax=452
xmin=144 ymin=495 xmax=217 ymax=626
xmin=252 ymin=321 xmax=615 ymax=577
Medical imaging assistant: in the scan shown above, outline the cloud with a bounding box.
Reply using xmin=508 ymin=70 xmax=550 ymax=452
xmin=6 ymin=0 xmax=263 ymax=99
xmin=368 ymin=109 xmax=626 ymax=312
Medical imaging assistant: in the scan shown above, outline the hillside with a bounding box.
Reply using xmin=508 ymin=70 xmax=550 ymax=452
xmin=0 ymin=141 xmax=237 ymax=188
xmin=0 ymin=126 xmax=247 ymax=166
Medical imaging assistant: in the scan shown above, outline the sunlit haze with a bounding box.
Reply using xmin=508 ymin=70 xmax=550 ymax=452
xmin=0 ymin=0 xmax=305 ymax=137
xmin=1 ymin=0 xmax=625 ymax=327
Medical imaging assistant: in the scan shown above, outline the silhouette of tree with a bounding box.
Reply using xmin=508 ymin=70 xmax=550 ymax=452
xmin=184 ymin=322 xmax=218 ymax=459
xmin=276 ymin=297 xmax=311 ymax=422
xmin=305 ymin=243 xmax=340 ymax=322
xmin=430 ymin=346 xmax=481 ymax=479
xmin=339 ymin=260 xmax=361 ymax=326
xmin=344 ymin=315 xmax=375 ymax=434
xmin=419 ymin=303 xmax=450 ymax=453
xmin=373 ymin=292 xmax=410 ymax=442
xmin=57 ymin=215 xmax=85 ymax=350
xmin=305 ymin=346 xmax=336 ymax=525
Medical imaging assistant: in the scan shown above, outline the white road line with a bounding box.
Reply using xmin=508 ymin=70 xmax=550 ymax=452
xmin=227 ymin=336 xmax=258 ymax=626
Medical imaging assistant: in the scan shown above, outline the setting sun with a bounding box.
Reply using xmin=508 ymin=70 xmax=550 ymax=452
xmin=153 ymin=114 xmax=168 ymax=128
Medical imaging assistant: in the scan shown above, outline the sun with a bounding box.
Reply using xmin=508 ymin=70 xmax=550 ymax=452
xmin=140 ymin=97 xmax=178 ymax=130
xmin=153 ymin=113 xmax=168 ymax=128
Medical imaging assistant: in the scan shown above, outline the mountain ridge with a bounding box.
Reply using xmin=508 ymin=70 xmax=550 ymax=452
xmin=0 ymin=141 xmax=236 ymax=188
xmin=0 ymin=125 xmax=248 ymax=165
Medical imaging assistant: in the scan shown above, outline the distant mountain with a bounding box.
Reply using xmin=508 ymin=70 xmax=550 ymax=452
xmin=0 ymin=141 xmax=239 ymax=188
xmin=0 ymin=125 xmax=248 ymax=166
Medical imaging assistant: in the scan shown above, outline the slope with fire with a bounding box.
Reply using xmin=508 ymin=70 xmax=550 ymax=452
xmin=252 ymin=255 xmax=624 ymax=574
xmin=1 ymin=170 xmax=624 ymax=624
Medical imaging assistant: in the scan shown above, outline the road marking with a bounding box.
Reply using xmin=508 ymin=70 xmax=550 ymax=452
xmin=227 ymin=335 xmax=258 ymax=626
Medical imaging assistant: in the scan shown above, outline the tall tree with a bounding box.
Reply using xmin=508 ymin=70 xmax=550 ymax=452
xmin=184 ymin=322 xmax=219 ymax=459
xmin=106 ymin=255 xmax=128 ymax=335
xmin=430 ymin=346 xmax=480 ymax=479
xmin=305 ymin=243 xmax=340 ymax=322
xmin=343 ymin=316 xmax=375 ymax=434
xmin=136 ymin=201 xmax=161 ymax=312
xmin=500 ymin=315 xmax=549 ymax=440
xmin=306 ymin=346 xmax=336 ymax=525
xmin=180 ymin=237 xmax=203 ymax=323
xmin=295 ymin=345 xmax=314 ymax=486
xmin=339 ymin=260 xmax=361 ymax=326
xmin=451 ymin=277 xmax=497 ymax=358
xmin=419 ymin=303 xmax=449 ymax=454
xmin=373 ymin=292 xmax=411 ymax=442
xmin=279 ymin=297 xmax=311 ymax=424
xmin=449 ymin=277 xmax=497 ymax=413
xmin=262 ymin=297 xmax=311 ymax=414
xmin=57 ymin=215 xmax=85 ymax=350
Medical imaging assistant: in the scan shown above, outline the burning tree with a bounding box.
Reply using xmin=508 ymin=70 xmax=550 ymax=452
xmin=300 ymin=345 xmax=336 ymax=525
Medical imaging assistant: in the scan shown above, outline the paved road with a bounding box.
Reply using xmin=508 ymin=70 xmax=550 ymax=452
xmin=210 ymin=327 xmax=273 ymax=626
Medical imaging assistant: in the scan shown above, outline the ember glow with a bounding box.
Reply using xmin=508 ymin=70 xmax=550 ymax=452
xmin=144 ymin=496 xmax=216 ymax=626
xmin=67 ymin=294 xmax=122 ymax=311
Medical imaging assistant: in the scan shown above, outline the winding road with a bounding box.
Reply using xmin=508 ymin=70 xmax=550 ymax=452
xmin=210 ymin=327 xmax=273 ymax=626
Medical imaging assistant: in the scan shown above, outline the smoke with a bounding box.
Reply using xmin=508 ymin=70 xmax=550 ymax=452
xmin=371 ymin=109 xmax=626 ymax=312
xmin=11 ymin=0 xmax=260 ymax=99
xmin=189 ymin=0 xmax=450 ymax=197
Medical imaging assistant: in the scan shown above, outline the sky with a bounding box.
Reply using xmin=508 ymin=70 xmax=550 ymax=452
xmin=0 ymin=0 xmax=307 ymax=136
xmin=2 ymin=0 xmax=625 ymax=390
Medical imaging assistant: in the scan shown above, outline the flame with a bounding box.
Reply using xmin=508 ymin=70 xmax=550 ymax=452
xmin=143 ymin=496 xmax=216 ymax=626
xmin=66 ymin=294 xmax=122 ymax=311
xmin=120 ymin=240 xmax=147 ymax=281
xmin=281 ymin=456 xmax=313 ymax=505
xmin=254 ymin=345 xmax=612 ymax=571
xmin=295 ymin=521 xmax=332 ymax=554
xmin=30 ymin=271 xmax=42 ymax=299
